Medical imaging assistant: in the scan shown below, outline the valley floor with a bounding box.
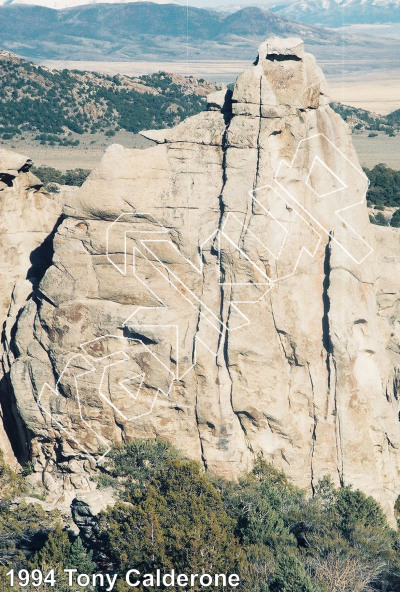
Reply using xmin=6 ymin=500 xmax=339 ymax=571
xmin=1 ymin=130 xmax=398 ymax=172
xmin=3 ymin=131 xmax=154 ymax=171
xmin=39 ymin=59 xmax=400 ymax=116
xmin=352 ymin=131 xmax=400 ymax=169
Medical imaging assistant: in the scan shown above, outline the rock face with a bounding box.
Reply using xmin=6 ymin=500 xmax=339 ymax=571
xmin=0 ymin=149 xmax=61 ymax=466
xmin=1 ymin=37 xmax=400 ymax=520
xmin=71 ymin=489 xmax=116 ymax=542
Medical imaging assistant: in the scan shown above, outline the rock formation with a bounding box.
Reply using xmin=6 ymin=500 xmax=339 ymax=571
xmin=1 ymin=37 xmax=400 ymax=520
xmin=0 ymin=149 xmax=61 ymax=466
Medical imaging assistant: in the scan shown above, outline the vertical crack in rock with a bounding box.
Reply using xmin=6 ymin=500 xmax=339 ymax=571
xmin=333 ymin=358 xmax=344 ymax=486
xmin=194 ymin=387 xmax=207 ymax=471
xmin=222 ymin=300 xmax=251 ymax=452
xmin=227 ymin=71 xmax=265 ymax=450
xmin=308 ymin=362 xmax=317 ymax=495
xmin=215 ymin=122 xmax=230 ymax=395
xmin=270 ymin=294 xmax=298 ymax=368
xmin=194 ymin=116 xmax=236 ymax=465
xmin=193 ymin=271 xmax=208 ymax=470
xmin=270 ymin=294 xmax=288 ymax=363
xmin=254 ymin=74 xmax=263 ymax=192
xmin=322 ymin=239 xmax=344 ymax=486
xmin=3 ymin=38 xmax=400 ymax=521
xmin=215 ymin=96 xmax=254 ymax=451
xmin=322 ymin=237 xmax=333 ymax=383
xmin=241 ymin=72 xmax=263 ymax=249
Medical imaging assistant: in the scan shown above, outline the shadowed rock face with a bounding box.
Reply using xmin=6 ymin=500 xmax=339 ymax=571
xmin=0 ymin=148 xmax=62 ymax=468
xmin=1 ymin=37 xmax=400 ymax=520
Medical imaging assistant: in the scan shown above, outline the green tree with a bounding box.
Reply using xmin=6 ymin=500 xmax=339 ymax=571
xmin=98 ymin=447 xmax=245 ymax=591
xmin=366 ymin=164 xmax=400 ymax=207
xmin=68 ymin=537 xmax=96 ymax=575
xmin=0 ymin=451 xmax=57 ymax=571
xmin=63 ymin=169 xmax=90 ymax=187
xmin=371 ymin=211 xmax=389 ymax=226
xmin=29 ymin=525 xmax=95 ymax=592
xmin=219 ymin=459 xmax=315 ymax=592
xmin=31 ymin=166 xmax=64 ymax=186
xmin=391 ymin=209 xmax=400 ymax=227
xmin=269 ymin=554 xmax=315 ymax=592
xmin=33 ymin=523 xmax=70 ymax=567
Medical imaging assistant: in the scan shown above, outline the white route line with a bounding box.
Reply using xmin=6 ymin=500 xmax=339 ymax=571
xmin=38 ymin=335 xmax=174 ymax=463
xmin=275 ymin=133 xmax=373 ymax=265
xmin=39 ymin=133 xmax=373 ymax=462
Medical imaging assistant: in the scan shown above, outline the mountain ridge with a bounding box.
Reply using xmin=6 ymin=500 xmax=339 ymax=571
xmin=271 ymin=0 xmax=400 ymax=26
xmin=0 ymin=1 xmax=383 ymax=61
xmin=2 ymin=0 xmax=400 ymax=27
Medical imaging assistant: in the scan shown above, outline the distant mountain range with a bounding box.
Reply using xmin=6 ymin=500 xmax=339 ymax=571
xmin=271 ymin=0 xmax=400 ymax=27
xmin=0 ymin=0 xmax=183 ymax=7
xmin=1 ymin=0 xmax=400 ymax=27
xmin=0 ymin=2 xmax=385 ymax=62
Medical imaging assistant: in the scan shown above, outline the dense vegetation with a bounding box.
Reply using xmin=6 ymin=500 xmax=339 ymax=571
xmin=1 ymin=440 xmax=400 ymax=591
xmin=365 ymin=164 xmax=400 ymax=208
xmin=94 ymin=441 xmax=400 ymax=592
xmin=364 ymin=164 xmax=400 ymax=226
xmin=0 ymin=451 xmax=59 ymax=583
xmin=31 ymin=166 xmax=91 ymax=188
xmin=0 ymin=54 xmax=219 ymax=145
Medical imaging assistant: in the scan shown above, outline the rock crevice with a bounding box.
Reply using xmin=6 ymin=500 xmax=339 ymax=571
xmin=1 ymin=37 xmax=400 ymax=521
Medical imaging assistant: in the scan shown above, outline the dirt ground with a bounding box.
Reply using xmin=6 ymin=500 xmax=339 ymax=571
xmin=352 ymin=131 xmax=400 ymax=169
xmin=3 ymin=131 xmax=154 ymax=171
xmin=327 ymin=72 xmax=400 ymax=115
xmin=1 ymin=128 xmax=398 ymax=173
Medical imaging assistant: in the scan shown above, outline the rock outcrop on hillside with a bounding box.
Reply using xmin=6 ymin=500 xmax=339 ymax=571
xmin=1 ymin=37 xmax=400 ymax=519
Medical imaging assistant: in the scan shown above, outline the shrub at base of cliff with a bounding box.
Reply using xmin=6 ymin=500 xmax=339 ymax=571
xmin=365 ymin=164 xmax=400 ymax=207
xmin=0 ymin=451 xmax=64 ymax=590
xmin=0 ymin=451 xmax=95 ymax=592
xmin=1 ymin=441 xmax=400 ymax=591
xmin=390 ymin=209 xmax=400 ymax=228
xmin=217 ymin=461 xmax=315 ymax=592
xmin=95 ymin=440 xmax=400 ymax=592
xmin=25 ymin=524 xmax=96 ymax=592
xmin=0 ymin=452 xmax=58 ymax=566
xmin=97 ymin=456 xmax=246 ymax=591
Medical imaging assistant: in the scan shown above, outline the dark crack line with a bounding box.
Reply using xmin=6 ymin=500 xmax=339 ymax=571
xmin=308 ymin=362 xmax=317 ymax=495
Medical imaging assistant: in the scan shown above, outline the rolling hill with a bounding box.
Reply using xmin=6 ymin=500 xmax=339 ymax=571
xmin=0 ymin=47 xmax=398 ymax=149
xmin=0 ymin=2 xmax=378 ymax=61
xmin=2 ymin=0 xmax=400 ymax=28
xmin=0 ymin=49 xmax=220 ymax=144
